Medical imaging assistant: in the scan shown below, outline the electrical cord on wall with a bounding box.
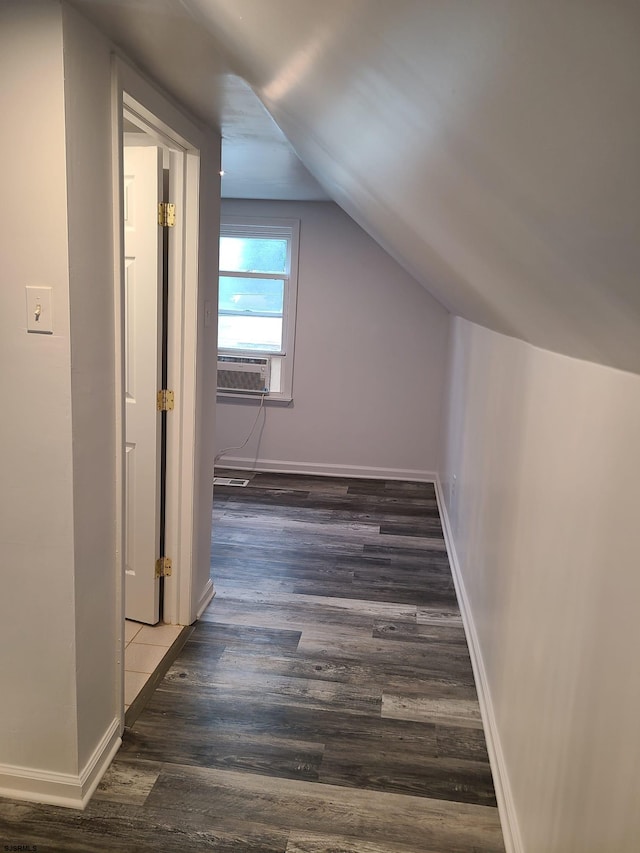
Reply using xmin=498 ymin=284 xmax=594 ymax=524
xmin=214 ymin=394 xmax=266 ymax=466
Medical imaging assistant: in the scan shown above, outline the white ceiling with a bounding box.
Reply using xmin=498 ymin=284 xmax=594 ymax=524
xmin=70 ymin=0 xmax=328 ymax=200
xmin=72 ymin=0 xmax=640 ymax=373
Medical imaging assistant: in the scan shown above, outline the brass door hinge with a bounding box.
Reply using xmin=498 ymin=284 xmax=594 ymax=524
xmin=157 ymin=389 xmax=174 ymax=411
xmin=155 ymin=557 xmax=172 ymax=578
xmin=158 ymin=202 xmax=176 ymax=227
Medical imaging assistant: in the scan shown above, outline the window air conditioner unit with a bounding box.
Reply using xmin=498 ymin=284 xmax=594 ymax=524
xmin=217 ymin=355 xmax=271 ymax=394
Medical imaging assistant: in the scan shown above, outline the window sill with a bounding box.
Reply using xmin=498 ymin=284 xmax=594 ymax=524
xmin=216 ymin=391 xmax=293 ymax=406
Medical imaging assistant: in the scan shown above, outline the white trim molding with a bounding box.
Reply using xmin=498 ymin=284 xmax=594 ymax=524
xmin=0 ymin=718 xmax=121 ymax=810
xmin=434 ymin=476 xmax=524 ymax=853
xmin=196 ymin=578 xmax=215 ymax=620
xmin=215 ymin=456 xmax=438 ymax=483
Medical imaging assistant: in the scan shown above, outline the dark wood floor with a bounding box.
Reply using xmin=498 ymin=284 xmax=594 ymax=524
xmin=0 ymin=472 xmax=505 ymax=852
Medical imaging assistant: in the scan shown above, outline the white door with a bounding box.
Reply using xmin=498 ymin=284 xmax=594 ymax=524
xmin=123 ymin=145 xmax=163 ymax=624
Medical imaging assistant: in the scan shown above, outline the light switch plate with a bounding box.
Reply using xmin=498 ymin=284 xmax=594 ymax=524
xmin=26 ymin=286 xmax=53 ymax=334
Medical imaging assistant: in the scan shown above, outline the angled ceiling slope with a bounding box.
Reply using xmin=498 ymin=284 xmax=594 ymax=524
xmin=183 ymin=0 xmax=640 ymax=374
xmin=73 ymin=0 xmax=640 ymax=373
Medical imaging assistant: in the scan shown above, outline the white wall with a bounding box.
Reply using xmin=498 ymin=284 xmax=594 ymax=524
xmin=440 ymin=317 xmax=640 ymax=852
xmin=215 ymin=199 xmax=449 ymax=479
xmin=0 ymin=0 xmax=220 ymax=805
xmin=0 ymin=0 xmax=80 ymax=779
xmin=0 ymin=0 xmax=122 ymax=796
xmin=62 ymin=0 xmax=118 ymax=772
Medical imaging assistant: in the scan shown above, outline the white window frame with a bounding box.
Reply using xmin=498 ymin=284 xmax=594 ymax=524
xmin=218 ymin=216 xmax=300 ymax=402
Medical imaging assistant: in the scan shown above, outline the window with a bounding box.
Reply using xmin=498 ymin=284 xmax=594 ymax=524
xmin=218 ymin=217 xmax=299 ymax=400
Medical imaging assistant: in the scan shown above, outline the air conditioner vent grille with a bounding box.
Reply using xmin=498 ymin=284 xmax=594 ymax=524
xmin=217 ymin=368 xmax=264 ymax=392
xmin=217 ymin=356 xmax=271 ymax=394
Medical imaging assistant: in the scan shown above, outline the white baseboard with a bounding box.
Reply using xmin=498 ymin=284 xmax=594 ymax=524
xmin=196 ymin=577 xmax=215 ymax=619
xmin=215 ymin=455 xmax=437 ymax=483
xmin=0 ymin=717 xmax=121 ymax=809
xmin=434 ymin=476 xmax=523 ymax=853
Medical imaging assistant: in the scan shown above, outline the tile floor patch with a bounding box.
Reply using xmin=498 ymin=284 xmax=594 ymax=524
xmin=125 ymin=620 xmax=143 ymax=644
xmin=136 ymin=624 xmax=183 ymax=646
xmin=123 ymin=621 xmax=185 ymax=705
xmin=124 ymin=670 xmax=148 ymax=705
xmin=125 ymin=642 xmax=169 ymax=674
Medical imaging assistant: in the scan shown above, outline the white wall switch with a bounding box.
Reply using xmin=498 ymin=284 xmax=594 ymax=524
xmin=26 ymin=286 xmax=53 ymax=334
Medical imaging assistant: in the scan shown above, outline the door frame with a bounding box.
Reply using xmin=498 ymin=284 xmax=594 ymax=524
xmin=111 ymin=56 xmax=213 ymax=718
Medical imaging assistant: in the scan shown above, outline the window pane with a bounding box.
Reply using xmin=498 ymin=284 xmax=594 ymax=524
xmin=218 ymin=315 xmax=283 ymax=352
xmin=218 ymin=276 xmax=284 ymax=316
xmin=220 ymin=236 xmax=287 ymax=273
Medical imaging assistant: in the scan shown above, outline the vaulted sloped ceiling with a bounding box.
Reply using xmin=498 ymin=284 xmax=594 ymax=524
xmin=74 ymin=0 xmax=640 ymax=372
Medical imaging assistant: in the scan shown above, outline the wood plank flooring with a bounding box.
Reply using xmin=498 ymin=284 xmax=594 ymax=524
xmin=0 ymin=471 xmax=505 ymax=852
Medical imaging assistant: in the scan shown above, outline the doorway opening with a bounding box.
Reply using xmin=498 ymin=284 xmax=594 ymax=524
xmin=120 ymin=109 xmax=184 ymax=711
xmin=113 ymin=78 xmax=208 ymax=718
